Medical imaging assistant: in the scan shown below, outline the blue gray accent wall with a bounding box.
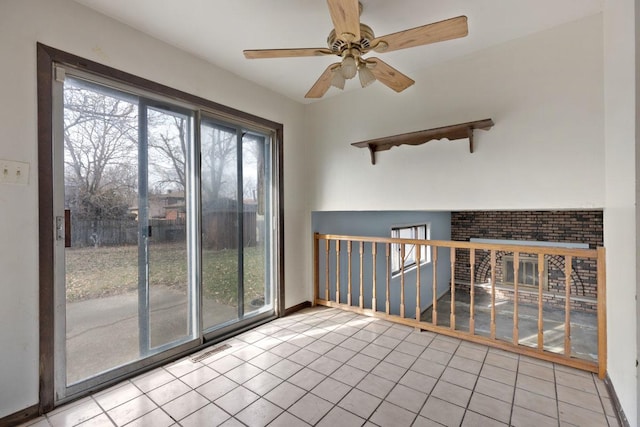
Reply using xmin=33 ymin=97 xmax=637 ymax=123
xmin=312 ymin=211 xmax=451 ymax=318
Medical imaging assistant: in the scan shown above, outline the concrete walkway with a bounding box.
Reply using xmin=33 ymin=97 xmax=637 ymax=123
xmin=66 ymin=288 xmax=239 ymax=384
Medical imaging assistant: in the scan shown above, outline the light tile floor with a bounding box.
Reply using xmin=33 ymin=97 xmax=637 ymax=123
xmin=22 ymin=307 xmax=620 ymax=427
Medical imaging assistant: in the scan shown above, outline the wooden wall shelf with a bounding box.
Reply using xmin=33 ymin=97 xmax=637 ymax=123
xmin=351 ymin=118 xmax=494 ymax=165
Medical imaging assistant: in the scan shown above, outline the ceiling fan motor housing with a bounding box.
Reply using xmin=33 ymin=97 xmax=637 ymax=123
xmin=327 ymin=23 xmax=375 ymax=56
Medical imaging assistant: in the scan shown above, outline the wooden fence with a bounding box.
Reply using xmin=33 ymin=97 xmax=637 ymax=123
xmin=313 ymin=233 xmax=606 ymax=378
xmin=69 ymin=211 xmax=257 ymax=249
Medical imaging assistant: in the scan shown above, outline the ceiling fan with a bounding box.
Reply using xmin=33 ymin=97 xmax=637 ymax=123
xmin=243 ymin=0 xmax=468 ymax=98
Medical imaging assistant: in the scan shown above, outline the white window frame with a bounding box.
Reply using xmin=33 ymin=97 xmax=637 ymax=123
xmin=391 ymin=224 xmax=430 ymax=275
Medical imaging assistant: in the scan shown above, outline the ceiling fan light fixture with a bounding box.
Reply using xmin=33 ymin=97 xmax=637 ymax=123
xmin=358 ymin=64 xmax=376 ymax=88
xmin=331 ymin=67 xmax=346 ymax=89
xmin=341 ymin=55 xmax=358 ymax=79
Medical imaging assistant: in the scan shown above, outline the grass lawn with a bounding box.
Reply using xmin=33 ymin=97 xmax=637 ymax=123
xmin=65 ymin=243 xmax=266 ymax=307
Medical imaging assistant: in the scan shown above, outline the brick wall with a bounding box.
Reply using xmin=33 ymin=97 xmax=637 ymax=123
xmin=451 ymin=210 xmax=603 ymax=312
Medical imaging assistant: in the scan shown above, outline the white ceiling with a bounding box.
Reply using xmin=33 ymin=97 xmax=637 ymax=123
xmin=73 ymin=0 xmax=604 ymax=104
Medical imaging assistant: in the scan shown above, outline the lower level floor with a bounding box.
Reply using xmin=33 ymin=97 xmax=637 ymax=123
xmin=21 ymin=306 xmax=619 ymax=427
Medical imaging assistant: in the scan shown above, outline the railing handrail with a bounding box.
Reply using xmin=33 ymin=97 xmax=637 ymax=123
xmin=315 ymin=233 xmax=599 ymax=258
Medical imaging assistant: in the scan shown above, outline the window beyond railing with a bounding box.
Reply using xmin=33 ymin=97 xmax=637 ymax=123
xmin=391 ymin=224 xmax=430 ymax=274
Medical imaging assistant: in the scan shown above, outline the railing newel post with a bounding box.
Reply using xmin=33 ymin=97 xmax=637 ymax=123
xmin=313 ymin=233 xmax=319 ymax=306
xmin=597 ymin=247 xmax=607 ymax=379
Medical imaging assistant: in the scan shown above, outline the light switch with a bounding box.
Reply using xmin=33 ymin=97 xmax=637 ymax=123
xmin=0 ymin=159 xmax=30 ymax=185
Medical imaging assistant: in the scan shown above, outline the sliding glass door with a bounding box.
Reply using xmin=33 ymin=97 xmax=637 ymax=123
xmin=52 ymin=67 xmax=278 ymax=401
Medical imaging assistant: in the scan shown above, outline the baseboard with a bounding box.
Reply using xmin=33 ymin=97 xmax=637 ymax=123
xmin=284 ymin=301 xmax=312 ymax=316
xmin=604 ymin=373 xmax=629 ymax=427
xmin=0 ymin=404 xmax=39 ymax=427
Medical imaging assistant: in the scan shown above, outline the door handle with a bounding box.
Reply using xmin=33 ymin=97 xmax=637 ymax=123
xmin=65 ymin=209 xmax=71 ymax=248
xmin=56 ymin=210 xmax=71 ymax=247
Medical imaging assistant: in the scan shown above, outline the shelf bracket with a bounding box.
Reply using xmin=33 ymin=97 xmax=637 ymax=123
xmin=367 ymin=144 xmax=376 ymax=165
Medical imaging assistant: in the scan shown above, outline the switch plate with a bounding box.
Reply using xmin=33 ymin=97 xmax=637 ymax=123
xmin=0 ymin=159 xmax=30 ymax=185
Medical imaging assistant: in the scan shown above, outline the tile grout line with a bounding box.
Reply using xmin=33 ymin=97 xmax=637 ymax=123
xmin=553 ymin=362 xmax=561 ymax=427
xmin=507 ymin=353 xmax=520 ymax=426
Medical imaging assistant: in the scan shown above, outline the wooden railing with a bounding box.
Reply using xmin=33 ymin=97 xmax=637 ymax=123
xmin=313 ymin=233 xmax=607 ymax=378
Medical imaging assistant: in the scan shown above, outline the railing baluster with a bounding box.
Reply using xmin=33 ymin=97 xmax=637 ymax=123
xmin=490 ymin=249 xmax=496 ymax=339
xmin=359 ymin=242 xmax=364 ymax=309
xmin=400 ymin=244 xmax=405 ymax=318
xmin=469 ymin=248 xmax=475 ymax=335
xmin=450 ymin=247 xmax=456 ymax=330
xmin=513 ymin=252 xmax=519 ymax=345
xmin=336 ymin=241 xmax=341 ymax=304
xmin=347 ymin=241 xmax=352 ymax=306
xmin=372 ymin=243 xmax=377 ymax=312
xmin=432 ymin=247 xmax=438 ymax=326
xmin=325 ymin=239 xmax=330 ymax=301
xmin=385 ymin=243 xmax=390 ymax=315
xmin=564 ymin=255 xmax=572 ymax=356
xmin=538 ymin=253 xmax=545 ymax=350
xmin=416 ymin=245 xmax=421 ymax=321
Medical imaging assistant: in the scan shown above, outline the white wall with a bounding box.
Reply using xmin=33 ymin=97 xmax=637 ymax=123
xmin=307 ymin=15 xmax=605 ymax=212
xmin=603 ymin=0 xmax=638 ymax=425
xmin=0 ymin=0 xmax=309 ymax=418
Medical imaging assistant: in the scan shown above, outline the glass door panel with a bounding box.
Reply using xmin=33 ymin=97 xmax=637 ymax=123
xmin=146 ymin=106 xmax=193 ymax=350
xmin=201 ymin=121 xmax=240 ymax=330
xmin=243 ymin=134 xmax=270 ymax=315
xmin=63 ymin=77 xmax=143 ymax=384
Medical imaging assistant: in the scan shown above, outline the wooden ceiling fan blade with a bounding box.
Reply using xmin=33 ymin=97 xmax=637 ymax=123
xmin=305 ymin=63 xmax=340 ymax=98
xmin=371 ymin=16 xmax=468 ymax=53
xmin=244 ymin=48 xmax=334 ymax=59
xmin=367 ymin=58 xmax=415 ymax=92
xmin=327 ymin=0 xmax=361 ymax=42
